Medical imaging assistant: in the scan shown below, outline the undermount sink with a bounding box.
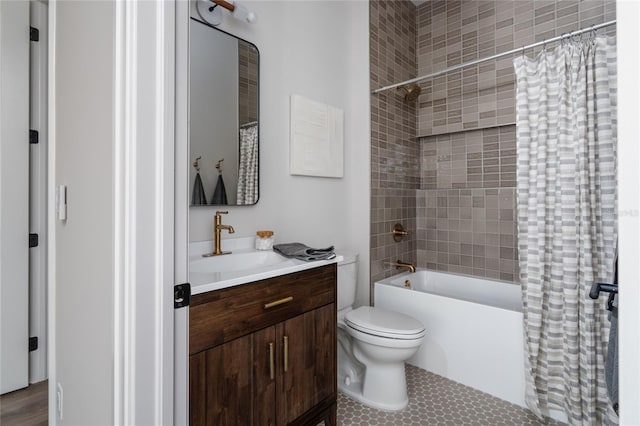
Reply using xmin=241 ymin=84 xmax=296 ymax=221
xmin=190 ymin=250 xmax=290 ymax=273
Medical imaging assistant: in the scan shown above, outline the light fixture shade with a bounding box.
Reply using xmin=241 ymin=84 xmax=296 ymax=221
xmin=196 ymin=0 xmax=223 ymax=26
xmin=232 ymin=2 xmax=257 ymax=23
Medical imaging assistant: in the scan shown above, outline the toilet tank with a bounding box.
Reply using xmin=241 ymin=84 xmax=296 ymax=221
xmin=337 ymin=253 xmax=358 ymax=311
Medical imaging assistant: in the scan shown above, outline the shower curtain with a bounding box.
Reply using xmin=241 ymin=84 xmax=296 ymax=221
xmin=513 ymin=36 xmax=617 ymax=424
xmin=237 ymin=122 xmax=258 ymax=204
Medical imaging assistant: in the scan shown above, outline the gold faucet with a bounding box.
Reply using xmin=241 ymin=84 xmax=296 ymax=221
xmin=203 ymin=211 xmax=235 ymax=257
xmin=392 ymin=260 xmax=416 ymax=273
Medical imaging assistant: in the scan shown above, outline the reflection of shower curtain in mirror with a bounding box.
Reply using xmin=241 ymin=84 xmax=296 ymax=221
xmin=237 ymin=122 xmax=258 ymax=204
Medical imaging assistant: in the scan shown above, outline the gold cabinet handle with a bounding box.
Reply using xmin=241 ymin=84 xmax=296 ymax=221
xmin=263 ymin=296 xmax=293 ymax=309
xmin=283 ymin=336 xmax=289 ymax=373
xmin=268 ymin=342 xmax=275 ymax=380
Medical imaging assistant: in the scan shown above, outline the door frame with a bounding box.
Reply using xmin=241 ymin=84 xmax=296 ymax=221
xmin=29 ymin=0 xmax=48 ymax=386
xmin=173 ymin=0 xmax=190 ymax=423
xmin=112 ymin=1 xmax=177 ymax=424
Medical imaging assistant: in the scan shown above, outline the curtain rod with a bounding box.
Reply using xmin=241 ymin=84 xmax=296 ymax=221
xmin=371 ymin=19 xmax=617 ymax=95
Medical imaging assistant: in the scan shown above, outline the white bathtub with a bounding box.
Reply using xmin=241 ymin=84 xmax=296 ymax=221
xmin=375 ymin=270 xmax=526 ymax=408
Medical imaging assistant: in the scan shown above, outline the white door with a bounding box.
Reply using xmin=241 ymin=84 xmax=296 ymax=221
xmin=0 ymin=1 xmax=30 ymax=394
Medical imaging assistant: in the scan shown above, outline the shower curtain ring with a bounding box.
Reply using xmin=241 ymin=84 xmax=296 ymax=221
xmin=572 ymin=31 xmax=580 ymax=44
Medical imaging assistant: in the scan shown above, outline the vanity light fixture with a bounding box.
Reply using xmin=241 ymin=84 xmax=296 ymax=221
xmin=196 ymin=0 xmax=257 ymax=26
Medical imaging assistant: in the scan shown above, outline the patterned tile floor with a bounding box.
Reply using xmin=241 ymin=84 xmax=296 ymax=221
xmin=337 ymin=364 xmax=564 ymax=426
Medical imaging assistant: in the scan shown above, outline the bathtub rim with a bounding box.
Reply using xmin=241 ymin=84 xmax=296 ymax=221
xmin=375 ymin=268 xmax=522 ymax=313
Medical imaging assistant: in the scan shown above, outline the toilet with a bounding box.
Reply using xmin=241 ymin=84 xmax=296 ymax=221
xmin=337 ymin=253 xmax=426 ymax=411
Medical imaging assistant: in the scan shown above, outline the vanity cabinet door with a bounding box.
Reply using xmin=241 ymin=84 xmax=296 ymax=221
xmin=189 ymin=333 xmax=252 ymax=425
xmin=189 ymin=327 xmax=277 ymax=426
xmin=189 ymin=351 xmax=207 ymax=425
xmin=276 ymin=303 xmax=336 ymax=426
xmin=252 ymin=326 xmax=277 ymax=426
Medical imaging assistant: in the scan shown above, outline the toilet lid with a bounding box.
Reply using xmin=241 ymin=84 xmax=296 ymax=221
xmin=345 ymin=306 xmax=426 ymax=339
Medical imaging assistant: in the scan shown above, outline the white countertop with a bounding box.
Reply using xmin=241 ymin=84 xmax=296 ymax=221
xmin=189 ymin=238 xmax=342 ymax=295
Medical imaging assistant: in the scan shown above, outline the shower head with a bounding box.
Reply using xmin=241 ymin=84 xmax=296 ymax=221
xmin=398 ymin=84 xmax=422 ymax=102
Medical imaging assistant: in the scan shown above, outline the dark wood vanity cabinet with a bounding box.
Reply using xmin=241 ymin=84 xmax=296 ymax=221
xmin=189 ymin=264 xmax=337 ymax=426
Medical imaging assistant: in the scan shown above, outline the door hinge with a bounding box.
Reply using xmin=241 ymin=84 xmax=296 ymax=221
xmin=29 ymin=336 xmax=38 ymax=352
xmin=29 ymin=233 xmax=39 ymax=248
xmin=30 ymin=129 xmax=39 ymax=144
xmin=174 ymin=283 xmax=191 ymax=309
xmin=30 ymin=26 xmax=39 ymax=42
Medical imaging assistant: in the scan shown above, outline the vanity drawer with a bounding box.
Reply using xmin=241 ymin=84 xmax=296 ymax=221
xmin=189 ymin=263 xmax=336 ymax=355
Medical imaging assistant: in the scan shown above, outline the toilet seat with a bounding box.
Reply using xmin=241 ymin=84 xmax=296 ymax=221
xmin=345 ymin=323 xmax=425 ymax=350
xmin=345 ymin=306 xmax=426 ymax=340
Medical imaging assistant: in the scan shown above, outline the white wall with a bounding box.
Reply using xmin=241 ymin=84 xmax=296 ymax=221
xmin=0 ymin=0 xmax=30 ymax=395
xmin=617 ymin=1 xmax=640 ymax=423
xmin=51 ymin=2 xmax=115 ymax=424
xmin=187 ymin=1 xmax=371 ymax=306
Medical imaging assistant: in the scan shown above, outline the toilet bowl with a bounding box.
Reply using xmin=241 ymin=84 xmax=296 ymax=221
xmin=337 ymin=254 xmax=426 ymax=411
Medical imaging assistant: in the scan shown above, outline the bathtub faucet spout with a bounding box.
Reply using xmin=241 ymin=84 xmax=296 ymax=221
xmin=392 ymin=260 xmax=416 ymax=273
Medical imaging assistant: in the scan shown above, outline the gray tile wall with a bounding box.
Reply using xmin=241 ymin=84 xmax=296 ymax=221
xmin=418 ymin=126 xmax=519 ymax=281
xmin=416 ymin=187 xmax=518 ymax=282
xmin=370 ymin=0 xmax=419 ymax=289
xmin=416 ymin=0 xmax=616 ymax=136
xmin=371 ymin=0 xmax=616 ymax=286
xmin=421 ymin=125 xmax=516 ymax=190
xmin=238 ymin=42 xmax=258 ymax=125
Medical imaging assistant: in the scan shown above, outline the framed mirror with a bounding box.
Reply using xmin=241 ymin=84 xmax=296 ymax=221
xmin=189 ymin=17 xmax=259 ymax=206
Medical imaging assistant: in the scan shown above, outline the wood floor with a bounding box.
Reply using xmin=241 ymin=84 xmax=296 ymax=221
xmin=0 ymin=381 xmax=48 ymax=426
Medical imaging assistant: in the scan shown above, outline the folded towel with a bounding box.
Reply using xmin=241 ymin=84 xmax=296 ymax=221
xmin=191 ymin=172 xmax=207 ymax=205
xmin=211 ymin=174 xmax=228 ymax=205
xmin=273 ymin=243 xmax=336 ymax=262
xmin=606 ymin=294 xmax=618 ymax=414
